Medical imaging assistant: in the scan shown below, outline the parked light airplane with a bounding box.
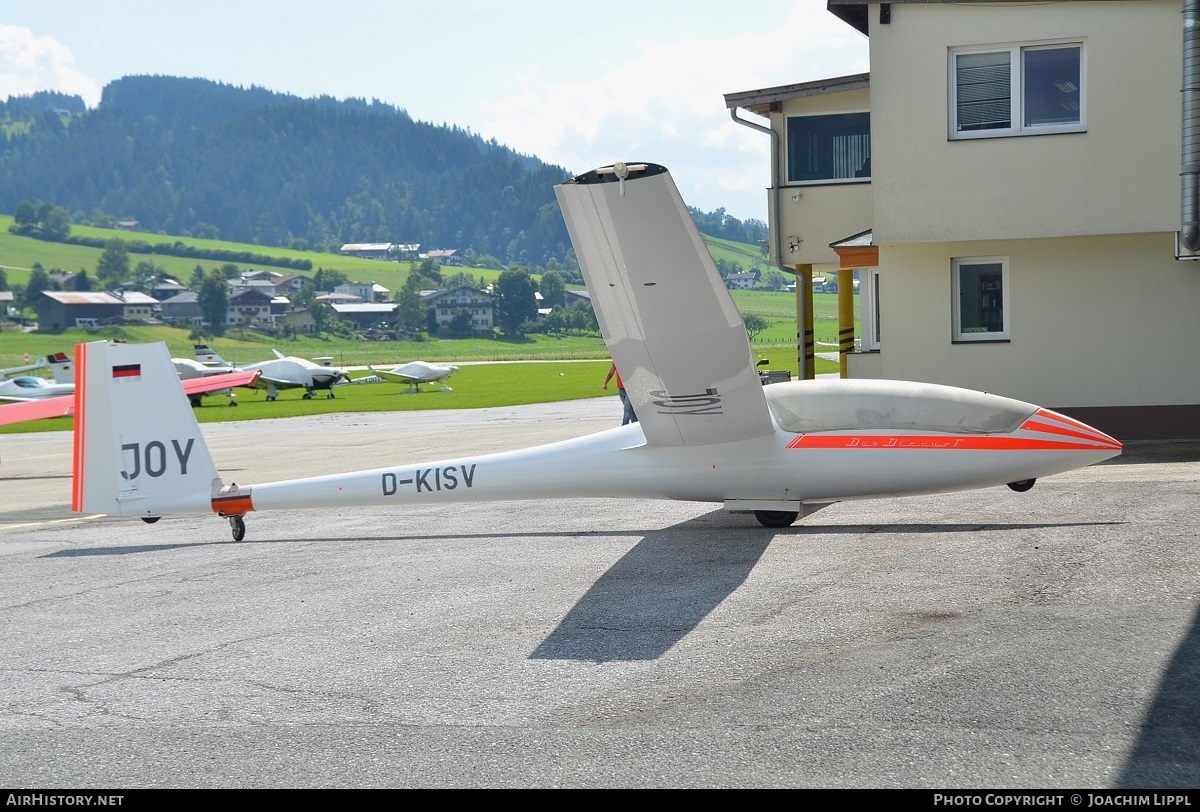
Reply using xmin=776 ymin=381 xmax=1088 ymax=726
xmin=71 ymin=161 xmax=1121 ymax=541
xmin=194 ymin=345 xmax=348 ymax=401
xmin=0 ymin=351 xmax=77 ymax=402
xmin=360 ymin=360 xmax=459 ymax=392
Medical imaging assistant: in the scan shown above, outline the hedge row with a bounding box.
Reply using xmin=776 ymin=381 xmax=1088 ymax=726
xmin=9 ymin=225 xmax=312 ymax=271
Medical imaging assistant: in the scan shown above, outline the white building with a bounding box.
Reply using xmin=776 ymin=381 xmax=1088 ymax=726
xmin=725 ymin=0 xmax=1200 ymax=441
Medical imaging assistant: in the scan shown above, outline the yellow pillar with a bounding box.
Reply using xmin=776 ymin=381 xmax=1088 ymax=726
xmin=794 ymin=264 xmax=815 ymax=380
xmin=837 ymin=267 xmax=855 ymax=379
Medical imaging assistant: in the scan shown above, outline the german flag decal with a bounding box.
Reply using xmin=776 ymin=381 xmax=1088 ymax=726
xmin=111 ymin=363 xmax=141 ymax=381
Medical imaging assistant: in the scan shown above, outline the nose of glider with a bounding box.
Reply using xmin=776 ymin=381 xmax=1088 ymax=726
xmin=1018 ymin=407 xmax=1123 ymax=457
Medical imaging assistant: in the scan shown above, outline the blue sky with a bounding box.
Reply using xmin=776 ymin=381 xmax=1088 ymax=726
xmin=0 ymin=1 xmax=868 ymax=221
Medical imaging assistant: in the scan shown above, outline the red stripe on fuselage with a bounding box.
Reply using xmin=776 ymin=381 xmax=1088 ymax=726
xmin=786 ymin=434 xmax=1118 ymax=451
xmin=70 ymin=343 xmax=88 ymax=512
xmin=212 ymin=493 xmax=254 ymax=516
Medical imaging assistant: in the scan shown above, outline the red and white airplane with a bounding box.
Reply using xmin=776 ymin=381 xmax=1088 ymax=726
xmin=70 ymin=162 xmax=1121 ymax=540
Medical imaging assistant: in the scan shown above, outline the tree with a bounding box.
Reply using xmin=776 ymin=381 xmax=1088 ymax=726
xmin=312 ymin=268 xmax=349 ymax=291
xmin=744 ymin=314 xmax=769 ymax=342
xmin=395 ymin=273 xmax=428 ymax=333
xmin=24 ymin=264 xmax=51 ymax=309
xmin=444 ymin=270 xmax=477 ymax=289
xmin=762 ymin=269 xmax=789 ymax=292
xmin=13 ymin=201 xmax=36 ymax=228
xmin=413 ymin=258 xmax=443 ymax=286
xmin=538 ymin=269 xmax=566 ymax=309
xmin=198 ymin=268 xmax=229 ymax=331
xmin=133 ymin=261 xmax=161 ymax=292
xmin=96 ymin=238 xmax=131 ymax=289
xmin=493 ymin=267 xmax=538 ymax=336
xmin=40 ymin=205 xmax=71 ymax=240
xmin=448 ymin=309 xmax=473 ymax=335
xmin=569 ymin=303 xmax=597 ymax=334
xmin=308 ymin=301 xmax=331 ymax=334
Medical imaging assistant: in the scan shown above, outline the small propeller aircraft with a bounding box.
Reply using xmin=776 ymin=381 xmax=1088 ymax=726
xmin=71 ymin=162 xmax=1121 ymax=541
xmin=194 ymin=345 xmax=348 ymax=401
xmin=359 ymin=360 xmax=459 ymax=392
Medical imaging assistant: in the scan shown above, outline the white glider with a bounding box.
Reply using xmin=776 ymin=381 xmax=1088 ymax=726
xmin=71 ymin=162 xmax=1121 ymax=540
xmin=0 ymin=352 xmax=76 ymax=402
xmin=361 ymin=360 xmax=459 ymax=392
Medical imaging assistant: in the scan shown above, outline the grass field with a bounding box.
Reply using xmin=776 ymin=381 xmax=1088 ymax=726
xmin=0 ymin=214 xmax=494 ymax=296
xmin=0 ymin=358 xmax=618 ymax=436
xmin=0 ymin=218 xmax=862 ymax=431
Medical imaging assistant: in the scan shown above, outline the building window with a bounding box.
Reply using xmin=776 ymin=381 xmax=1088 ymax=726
xmin=785 ymin=112 xmax=871 ymax=183
xmin=950 ymin=42 xmax=1083 ymax=139
xmin=952 ymin=257 xmax=1009 ymax=342
xmin=861 ymin=268 xmax=881 ymax=351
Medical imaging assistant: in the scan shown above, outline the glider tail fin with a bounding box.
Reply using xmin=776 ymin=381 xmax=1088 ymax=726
xmin=45 ymin=352 xmax=74 ymax=384
xmin=73 ymin=340 xmax=222 ymax=518
xmin=194 ymin=344 xmax=230 ymax=367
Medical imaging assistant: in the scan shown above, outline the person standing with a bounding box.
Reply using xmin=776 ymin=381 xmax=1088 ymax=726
xmin=602 ymin=361 xmax=638 ymax=425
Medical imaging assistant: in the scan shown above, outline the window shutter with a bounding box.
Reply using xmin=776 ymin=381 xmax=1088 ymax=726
xmin=956 ymin=52 xmax=1011 ymax=131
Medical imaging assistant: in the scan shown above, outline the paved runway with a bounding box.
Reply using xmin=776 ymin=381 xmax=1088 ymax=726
xmin=0 ymin=399 xmax=1197 ymax=788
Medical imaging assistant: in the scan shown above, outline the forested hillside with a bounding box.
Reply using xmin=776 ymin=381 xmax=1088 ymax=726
xmin=0 ymin=77 xmax=767 ymax=269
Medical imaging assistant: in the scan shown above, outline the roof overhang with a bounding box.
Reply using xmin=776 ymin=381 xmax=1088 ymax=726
xmin=826 ymin=1 xmax=870 ymax=36
xmin=830 ymin=229 xmax=878 ymax=268
xmin=724 ymin=72 xmax=870 ymax=117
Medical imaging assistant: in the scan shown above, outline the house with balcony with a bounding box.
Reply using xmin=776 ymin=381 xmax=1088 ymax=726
xmin=422 ymin=286 xmax=494 ymax=334
xmin=724 ymin=0 xmax=1200 ymax=441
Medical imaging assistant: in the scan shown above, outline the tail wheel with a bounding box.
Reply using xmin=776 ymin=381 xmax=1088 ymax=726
xmin=754 ymin=510 xmax=799 ymax=528
xmin=229 ymin=515 xmax=246 ymax=542
xmin=1007 ymin=479 xmax=1036 ymax=492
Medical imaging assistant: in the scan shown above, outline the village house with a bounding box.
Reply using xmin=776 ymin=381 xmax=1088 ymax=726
xmin=725 ymin=271 xmax=758 ymax=290
xmin=421 ymin=286 xmax=494 ymax=333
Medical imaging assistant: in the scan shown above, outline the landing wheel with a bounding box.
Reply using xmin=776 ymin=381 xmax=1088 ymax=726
xmin=229 ymin=401 xmax=238 ymax=407
xmin=1007 ymin=478 xmax=1036 ymax=492
xmin=754 ymin=510 xmax=799 ymax=528
xmin=328 ymin=392 xmax=335 ymax=399
xmin=266 ymin=395 xmax=276 ymax=402
xmin=141 ymin=516 xmax=160 ymax=524
xmin=302 ymin=392 xmax=313 ymax=400
xmin=229 ymin=515 xmax=246 ymax=542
